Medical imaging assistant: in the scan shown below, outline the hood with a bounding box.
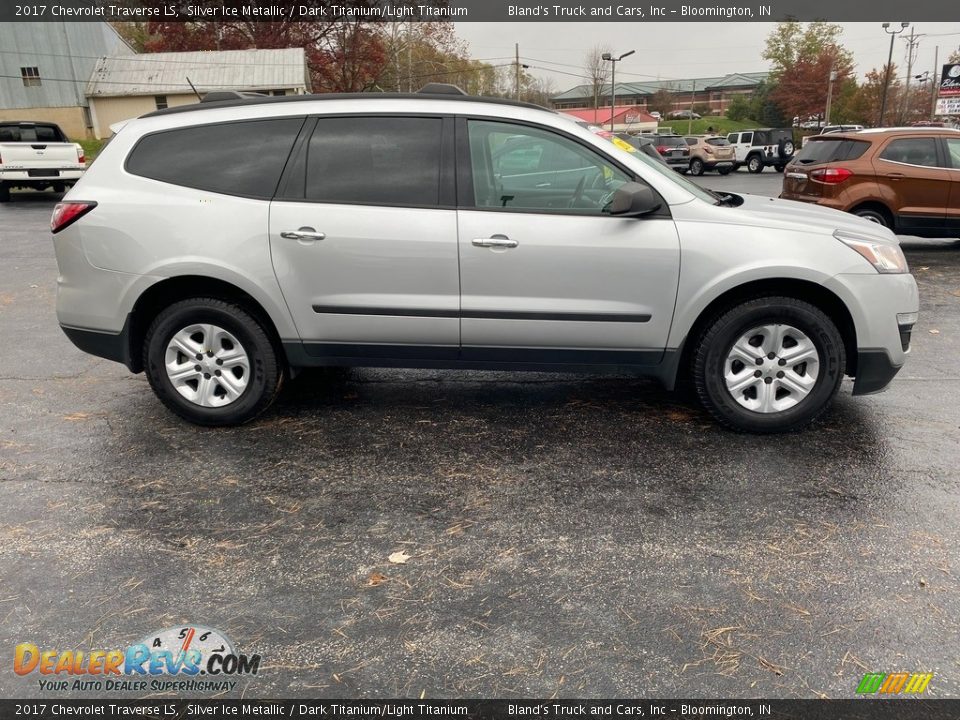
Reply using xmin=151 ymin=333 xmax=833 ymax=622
xmin=702 ymin=192 xmax=901 ymax=246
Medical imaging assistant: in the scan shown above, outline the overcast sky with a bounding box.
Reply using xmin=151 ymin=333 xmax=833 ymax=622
xmin=454 ymin=22 xmax=960 ymax=92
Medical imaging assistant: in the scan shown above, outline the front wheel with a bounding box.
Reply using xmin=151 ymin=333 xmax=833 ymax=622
xmin=747 ymin=155 xmax=764 ymax=174
xmin=144 ymin=298 xmax=283 ymax=426
xmin=689 ymin=158 xmax=705 ymax=176
xmin=718 ymin=167 xmax=732 ymax=175
xmin=692 ymin=297 xmax=845 ymax=433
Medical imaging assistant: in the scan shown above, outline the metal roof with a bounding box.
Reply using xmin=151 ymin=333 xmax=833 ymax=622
xmin=85 ymin=48 xmax=309 ymax=97
xmin=551 ymin=72 xmax=770 ymax=102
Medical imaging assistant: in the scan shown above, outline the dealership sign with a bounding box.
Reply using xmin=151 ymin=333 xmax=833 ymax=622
xmin=935 ymin=97 xmax=960 ymax=116
xmin=939 ymin=63 xmax=960 ymax=97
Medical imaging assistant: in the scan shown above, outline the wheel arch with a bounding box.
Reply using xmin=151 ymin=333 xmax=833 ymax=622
xmin=670 ymin=278 xmax=858 ymax=388
xmin=127 ymin=276 xmax=288 ymax=374
xmin=848 ymin=200 xmax=894 ymax=228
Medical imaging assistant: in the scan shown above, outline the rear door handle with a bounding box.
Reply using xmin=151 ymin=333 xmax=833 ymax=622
xmin=280 ymin=227 xmax=326 ymax=241
xmin=472 ymin=236 xmax=518 ymax=249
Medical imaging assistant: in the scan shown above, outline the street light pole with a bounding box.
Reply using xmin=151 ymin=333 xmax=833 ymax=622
xmin=602 ymin=50 xmax=635 ymax=132
xmin=879 ymin=22 xmax=909 ymax=127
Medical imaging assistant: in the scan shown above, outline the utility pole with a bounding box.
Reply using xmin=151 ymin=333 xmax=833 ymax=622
xmin=900 ymin=27 xmax=919 ymax=123
xmin=515 ymin=43 xmax=520 ymax=101
xmin=824 ymin=60 xmax=837 ymax=125
xmin=931 ymin=46 xmax=939 ymax=119
xmin=879 ymin=22 xmax=909 ymax=126
xmin=688 ymin=80 xmax=696 ymax=134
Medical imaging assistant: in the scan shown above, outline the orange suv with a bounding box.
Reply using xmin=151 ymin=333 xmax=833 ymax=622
xmin=780 ymin=128 xmax=960 ymax=237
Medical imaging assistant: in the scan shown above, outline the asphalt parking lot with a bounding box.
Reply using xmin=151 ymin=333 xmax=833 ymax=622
xmin=1 ymin=172 xmax=959 ymax=699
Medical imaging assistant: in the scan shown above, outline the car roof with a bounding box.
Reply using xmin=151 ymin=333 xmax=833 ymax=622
xmin=854 ymin=127 xmax=960 ymax=135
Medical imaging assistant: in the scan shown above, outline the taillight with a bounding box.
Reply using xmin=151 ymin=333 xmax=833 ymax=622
xmin=809 ymin=168 xmax=852 ymax=184
xmin=76 ymin=146 xmax=85 ymax=164
xmin=656 ymin=146 xmax=669 ymax=154
xmin=51 ymin=201 xmax=97 ymax=234
xmin=704 ymin=145 xmax=714 ymax=155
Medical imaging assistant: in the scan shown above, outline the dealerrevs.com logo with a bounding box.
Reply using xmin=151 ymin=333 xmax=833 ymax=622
xmin=15 ymin=626 xmax=260 ymax=693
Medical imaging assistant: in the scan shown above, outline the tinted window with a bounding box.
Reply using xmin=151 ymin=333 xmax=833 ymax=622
xmin=305 ymin=116 xmax=441 ymax=206
xmin=684 ymin=137 xmax=697 ymax=146
xmin=468 ymin=119 xmax=631 ymax=214
xmin=706 ymin=137 xmax=730 ymax=146
xmin=879 ymin=138 xmax=939 ymax=167
xmin=740 ymin=132 xmax=753 ymax=144
xmin=654 ymin=136 xmax=686 ymax=147
xmin=794 ymin=138 xmax=870 ymax=164
xmin=127 ymin=118 xmax=303 ymax=197
xmin=946 ymin=138 xmax=960 ymax=169
xmin=0 ymin=123 xmax=65 ymax=142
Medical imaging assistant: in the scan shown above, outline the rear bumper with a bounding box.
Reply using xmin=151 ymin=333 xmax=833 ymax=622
xmin=1 ymin=169 xmax=84 ymax=182
xmin=852 ymin=349 xmax=902 ymax=395
xmin=60 ymin=315 xmax=136 ymax=372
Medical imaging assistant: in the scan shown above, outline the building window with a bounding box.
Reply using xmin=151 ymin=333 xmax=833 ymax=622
xmin=21 ymin=67 xmax=41 ymax=87
xmin=154 ymin=95 xmax=168 ymax=110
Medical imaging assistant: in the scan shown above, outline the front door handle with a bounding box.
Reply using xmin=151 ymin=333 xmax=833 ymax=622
xmin=472 ymin=236 xmax=518 ymax=249
xmin=280 ymin=227 xmax=326 ymax=241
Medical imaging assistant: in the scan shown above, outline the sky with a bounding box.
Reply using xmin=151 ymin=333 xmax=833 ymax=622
xmin=454 ymin=22 xmax=960 ymax=93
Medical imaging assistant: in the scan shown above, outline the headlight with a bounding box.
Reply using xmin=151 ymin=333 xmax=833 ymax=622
xmin=834 ymin=230 xmax=909 ymax=274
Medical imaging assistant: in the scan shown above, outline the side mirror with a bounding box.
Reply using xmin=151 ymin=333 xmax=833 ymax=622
xmin=607 ymin=182 xmax=662 ymax=217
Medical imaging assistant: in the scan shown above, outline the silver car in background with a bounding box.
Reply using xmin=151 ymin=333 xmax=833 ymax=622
xmin=51 ymin=86 xmax=918 ymax=432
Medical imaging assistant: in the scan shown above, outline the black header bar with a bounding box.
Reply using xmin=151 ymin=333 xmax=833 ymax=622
xmin=0 ymin=0 xmax=957 ymax=22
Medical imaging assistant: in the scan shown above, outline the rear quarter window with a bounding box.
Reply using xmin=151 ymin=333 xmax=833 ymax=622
xmin=125 ymin=117 xmax=305 ymax=198
xmin=794 ymin=138 xmax=870 ymax=164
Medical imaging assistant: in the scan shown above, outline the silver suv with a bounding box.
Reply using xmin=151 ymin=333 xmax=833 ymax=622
xmin=52 ymin=86 xmax=918 ymax=432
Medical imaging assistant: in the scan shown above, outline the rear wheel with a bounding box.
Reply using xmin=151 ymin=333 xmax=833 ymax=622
xmin=852 ymin=205 xmax=893 ymax=229
xmin=143 ymin=298 xmax=283 ymax=426
xmin=692 ymin=297 xmax=845 ymax=433
xmin=689 ymin=158 xmax=705 ymax=176
xmin=747 ymin=154 xmax=764 ymax=174
xmin=774 ymin=164 xmax=785 ymax=173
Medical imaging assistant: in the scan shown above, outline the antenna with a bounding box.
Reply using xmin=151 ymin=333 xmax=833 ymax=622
xmin=186 ymin=76 xmax=202 ymax=102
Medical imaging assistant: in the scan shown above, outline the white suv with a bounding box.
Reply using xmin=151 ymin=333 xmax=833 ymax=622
xmin=52 ymin=85 xmax=918 ymax=432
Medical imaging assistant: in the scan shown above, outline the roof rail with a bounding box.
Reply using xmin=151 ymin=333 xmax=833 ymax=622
xmin=417 ymin=83 xmax=467 ymax=96
xmin=201 ymin=90 xmax=269 ymax=103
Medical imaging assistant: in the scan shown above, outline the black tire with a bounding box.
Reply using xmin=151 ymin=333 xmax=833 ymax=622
xmin=852 ymin=206 xmax=892 ymax=229
xmin=692 ymin=297 xmax=845 ymax=433
xmin=747 ymin=154 xmax=764 ymax=174
xmin=143 ymin=298 xmax=283 ymax=426
xmin=0 ymin=183 xmax=9 ymax=203
xmin=778 ymin=138 xmax=795 ymax=159
xmin=718 ymin=167 xmax=732 ymax=175
xmin=53 ymin=182 xmax=66 ymax=194
xmin=689 ymin=158 xmax=705 ymax=176
xmin=774 ymin=164 xmax=785 ymax=173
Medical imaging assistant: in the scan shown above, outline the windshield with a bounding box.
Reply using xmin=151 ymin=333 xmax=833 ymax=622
xmin=623 ymin=147 xmax=718 ymax=203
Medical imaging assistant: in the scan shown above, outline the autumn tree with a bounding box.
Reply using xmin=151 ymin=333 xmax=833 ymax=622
xmin=763 ymin=22 xmax=854 ymax=122
xmin=648 ymin=86 xmax=675 ymax=115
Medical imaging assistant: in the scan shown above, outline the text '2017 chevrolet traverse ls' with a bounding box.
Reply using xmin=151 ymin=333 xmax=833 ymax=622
xmin=52 ymin=85 xmax=919 ymax=433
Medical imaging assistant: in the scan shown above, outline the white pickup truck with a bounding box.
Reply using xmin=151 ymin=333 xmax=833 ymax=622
xmin=0 ymin=121 xmax=86 ymax=202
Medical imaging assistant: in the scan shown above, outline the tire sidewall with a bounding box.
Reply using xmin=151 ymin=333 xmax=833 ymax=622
xmin=854 ymin=208 xmax=890 ymax=229
xmin=697 ymin=301 xmax=844 ymax=432
xmin=145 ymin=301 xmax=274 ymax=425
xmin=691 ymin=158 xmax=704 ymax=175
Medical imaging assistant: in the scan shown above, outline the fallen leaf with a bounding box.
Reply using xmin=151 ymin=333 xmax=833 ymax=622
xmin=388 ymin=551 xmax=411 ymax=565
xmin=365 ymin=572 xmax=388 ymax=587
xmin=919 ymin=577 xmax=927 ymax=587
xmin=63 ymin=412 xmax=90 ymax=421
xmin=929 ymin=329 xmax=940 ymax=335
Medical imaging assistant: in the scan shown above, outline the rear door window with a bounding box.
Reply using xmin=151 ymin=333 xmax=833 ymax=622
xmin=304 ymin=116 xmax=442 ymax=206
xmin=878 ymin=137 xmax=939 ymax=167
xmin=946 ymin=138 xmax=960 ymax=169
xmin=794 ymin=138 xmax=870 ymax=164
xmin=126 ymin=117 xmax=305 ymax=198
xmin=740 ymin=132 xmax=753 ymax=144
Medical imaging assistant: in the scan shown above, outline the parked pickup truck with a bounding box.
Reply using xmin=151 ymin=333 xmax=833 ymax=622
xmin=0 ymin=121 xmax=86 ymax=201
